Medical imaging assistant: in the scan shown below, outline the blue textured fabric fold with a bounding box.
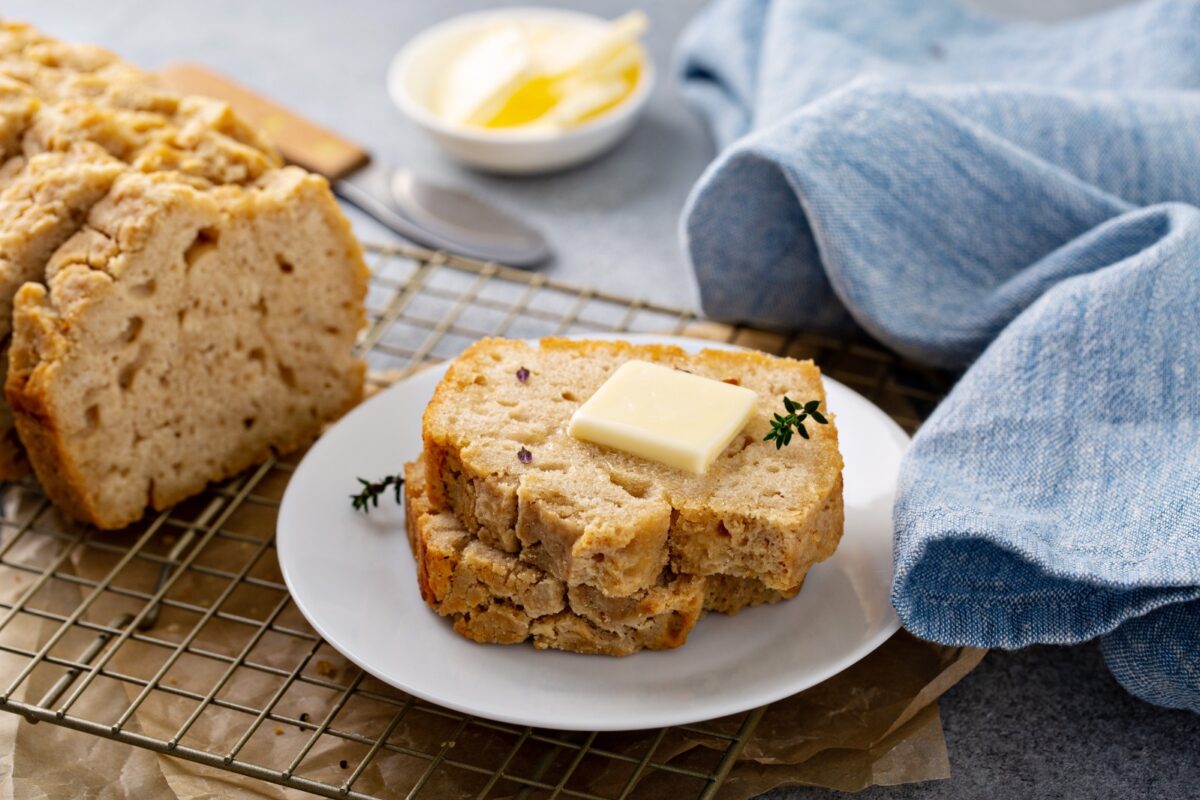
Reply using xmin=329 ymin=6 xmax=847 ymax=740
xmin=677 ymin=0 xmax=1200 ymax=712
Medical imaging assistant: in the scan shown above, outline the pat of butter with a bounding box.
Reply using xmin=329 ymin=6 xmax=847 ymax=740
xmin=568 ymin=360 xmax=758 ymax=475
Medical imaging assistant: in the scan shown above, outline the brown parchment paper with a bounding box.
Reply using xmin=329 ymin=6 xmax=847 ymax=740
xmin=0 ymin=497 xmax=985 ymax=800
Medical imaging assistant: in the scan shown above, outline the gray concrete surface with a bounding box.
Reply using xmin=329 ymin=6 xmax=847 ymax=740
xmin=4 ymin=1 xmax=1197 ymax=798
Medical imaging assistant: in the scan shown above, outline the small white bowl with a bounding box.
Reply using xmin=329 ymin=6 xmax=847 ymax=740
xmin=387 ymin=7 xmax=655 ymax=175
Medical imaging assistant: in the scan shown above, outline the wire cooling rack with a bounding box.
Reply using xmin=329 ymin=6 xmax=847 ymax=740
xmin=0 ymin=243 xmax=950 ymax=799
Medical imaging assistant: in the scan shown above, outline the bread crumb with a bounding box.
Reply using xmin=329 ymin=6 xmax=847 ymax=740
xmin=315 ymin=659 xmax=337 ymax=678
xmin=274 ymin=725 xmax=283 ymax=736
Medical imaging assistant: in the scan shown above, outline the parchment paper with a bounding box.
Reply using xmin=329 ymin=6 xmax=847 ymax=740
xmin=0 ymin=508 xmax=984 ymax=800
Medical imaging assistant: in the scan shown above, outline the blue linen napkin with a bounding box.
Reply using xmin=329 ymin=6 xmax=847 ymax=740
xmin=676 ymin=0 xmax=1200 ymax=712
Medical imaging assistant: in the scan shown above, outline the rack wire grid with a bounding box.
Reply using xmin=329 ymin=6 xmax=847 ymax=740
xmin=0 ymin=242 xmax=950 ymax=799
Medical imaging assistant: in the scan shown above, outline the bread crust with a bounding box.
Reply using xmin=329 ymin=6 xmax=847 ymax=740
xmin=406 ymin=455 xmax=812 ymax=654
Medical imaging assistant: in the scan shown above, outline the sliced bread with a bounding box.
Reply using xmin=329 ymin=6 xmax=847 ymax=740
xmin=404 ymin=461 xmax=704 ymax=656
xmin=422 ymin=338 xmax=844 ymax=598
xmin=0 ymin=143 xmax=125 ymax=477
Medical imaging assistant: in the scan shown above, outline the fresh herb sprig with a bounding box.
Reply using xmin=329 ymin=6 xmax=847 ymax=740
xmin=764 ymin=397 xmax=828 ymax=448
xmin=350 ymin=474 xmax=404 ymax=512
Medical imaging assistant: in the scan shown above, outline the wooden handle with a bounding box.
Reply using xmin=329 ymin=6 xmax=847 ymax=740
xmin=156 ymin=62 xmax=369 ymax=179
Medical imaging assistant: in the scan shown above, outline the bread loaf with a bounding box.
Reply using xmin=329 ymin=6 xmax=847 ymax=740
xmin=0 ymin=23 xmax=367 ymax=526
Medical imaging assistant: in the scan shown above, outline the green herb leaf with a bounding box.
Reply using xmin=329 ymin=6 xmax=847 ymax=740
xmin=351 ymin=474 xmax=404 ymax=513
xmin=765 ymin=396 xmax=828 ymax=448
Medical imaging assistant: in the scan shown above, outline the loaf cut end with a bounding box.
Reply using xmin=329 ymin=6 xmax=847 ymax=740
xmin=6 ymin=169 xmax=367 ymax=529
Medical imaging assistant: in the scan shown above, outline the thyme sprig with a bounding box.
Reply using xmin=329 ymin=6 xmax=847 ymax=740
xmin=350 ymin=473 xmax=404 ymax=512
xmin=764 ymin=397 xmax=828 ymax=449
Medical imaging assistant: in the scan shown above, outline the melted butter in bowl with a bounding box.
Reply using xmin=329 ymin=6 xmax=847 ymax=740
xmin=389 ymin=8 xmax=655 ymax=174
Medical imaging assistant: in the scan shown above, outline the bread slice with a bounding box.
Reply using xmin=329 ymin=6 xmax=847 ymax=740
xmin=404 ymin=461 xmax=704 ymax=656
xmin=422 ymin=338 xmax=844 ymax=597
xmin=6 ymin=168 xmax=367 ymax=528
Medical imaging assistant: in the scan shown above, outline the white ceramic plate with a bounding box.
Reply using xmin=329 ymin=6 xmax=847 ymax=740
xmin=277 ymin=335 xmax=909 ymax=731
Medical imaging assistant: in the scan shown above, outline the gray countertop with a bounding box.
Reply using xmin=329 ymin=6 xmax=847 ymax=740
xmin=5 ymin=1 xmax=1197 ymax=798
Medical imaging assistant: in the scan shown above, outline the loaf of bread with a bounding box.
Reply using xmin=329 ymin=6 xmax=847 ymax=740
xmin=422 ymin=338 xmax=844 ymax=598
xmin=0 ymin=23 xmax=367 ymax=527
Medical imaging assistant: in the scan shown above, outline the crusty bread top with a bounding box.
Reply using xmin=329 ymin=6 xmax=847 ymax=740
xmin=0 ymin=22 xmax=282 ymax=185
xmin=0 ymin=144 xmax=124 ymax=340
xmin=423 ymin=337 xmax=843 ymax=541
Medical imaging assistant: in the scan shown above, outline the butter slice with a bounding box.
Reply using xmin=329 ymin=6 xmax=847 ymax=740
xmin=568 ymin=360 xmax=758 ymax=474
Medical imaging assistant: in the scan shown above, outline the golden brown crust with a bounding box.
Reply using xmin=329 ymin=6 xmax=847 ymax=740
xmin=405 ymin=452 xmax=810 ymax=655
xmin=5 ymin=283 xmax=98 ymax=521
xmin=703 ymin=574 xmax=803 ymax=615
xmin=0 ymin=346 xmax=29 ymax=478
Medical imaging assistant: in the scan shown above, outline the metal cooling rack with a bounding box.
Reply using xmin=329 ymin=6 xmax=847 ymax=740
xmin=0 ymin=242 xmax=950 ymax=799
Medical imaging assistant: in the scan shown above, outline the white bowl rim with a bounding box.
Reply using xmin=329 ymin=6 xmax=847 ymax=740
xmin=387 ymin=6 xmax=656 ymax=144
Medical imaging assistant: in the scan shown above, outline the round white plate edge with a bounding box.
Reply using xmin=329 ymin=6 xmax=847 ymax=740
xmin=277 ymin=334 xmax=909 ymax=731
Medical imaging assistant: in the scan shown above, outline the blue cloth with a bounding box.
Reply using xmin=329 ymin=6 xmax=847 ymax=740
xmin=676 ymin=0 xmax=1200 ymax=713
